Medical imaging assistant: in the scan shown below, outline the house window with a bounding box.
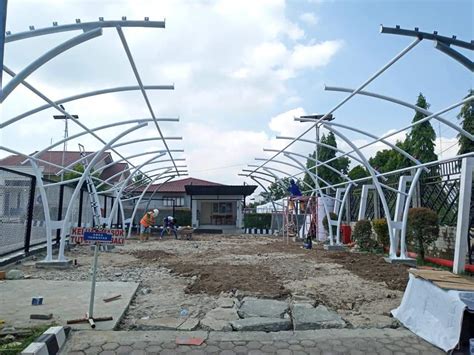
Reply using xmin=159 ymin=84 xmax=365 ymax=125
xmin=163 ymin=197 xmax=184 ymax=207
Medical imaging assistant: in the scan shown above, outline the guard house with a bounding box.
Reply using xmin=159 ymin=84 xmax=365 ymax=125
xmin=186 ymin=184 xmax=257 ymax=232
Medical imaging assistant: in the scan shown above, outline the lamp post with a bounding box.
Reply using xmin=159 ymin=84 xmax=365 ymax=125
xmin=53 ymin=105 xmax=79 ymax=181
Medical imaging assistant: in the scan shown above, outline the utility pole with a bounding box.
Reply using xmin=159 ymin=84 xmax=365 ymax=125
xmin=53 ymin=105 xmax=79 ymax=181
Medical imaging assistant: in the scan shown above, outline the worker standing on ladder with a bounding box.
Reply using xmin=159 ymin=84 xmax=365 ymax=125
xmin=139 ymin=209 xmax=159 ymax=241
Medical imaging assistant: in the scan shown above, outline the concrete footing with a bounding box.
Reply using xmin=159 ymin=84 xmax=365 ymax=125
xmin=324 ymin=244 xmax=347 ymax=251
xmin=35 ymin=260 xmax=73 ymax=269
xmin=384 ymin=257 xmax=417 ymax=267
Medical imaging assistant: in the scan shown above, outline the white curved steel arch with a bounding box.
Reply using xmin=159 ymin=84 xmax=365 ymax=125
xmin=5 ymin=19 xmax=166 ymax=43
xmin=57 ymin=122 xmax=148 ymax=261
xmin=325 ymin=86 xmax=474 ymax=141
xmin=1 ymin=28 xmax=103 ymax=102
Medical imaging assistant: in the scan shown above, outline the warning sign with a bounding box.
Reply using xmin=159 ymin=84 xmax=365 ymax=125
xmin=70 ymin=227 xmax=125 ymax=245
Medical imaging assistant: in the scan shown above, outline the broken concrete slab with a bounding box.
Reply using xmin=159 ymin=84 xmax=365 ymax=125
xmin=0 ymin=280 xmax=138 ymax=330
xmin=200 ymin=307 xmax=240 ymax=331
xmin=383 ymin=257 xmax=417 ymax=267
xmin=200 ymin=317 xmax=232 ymax=331
xmin=178 ymin=318 xmax=200 ymax=331
xmin=35 ymin=260 xmax=73 ymax=269
xmin=230 ymin=317 xmax=291 ymax=332
xmin=6 ymin=269 xmax=24 ymax=280
xmin=238 ymin=297 xmax=289 ymax=319
xmin=217 ymin=297 xmax=235 ymax=308
xmin=292 ymin=304 xmax=346 ymax=330
xmin=205 ymin=307 xmax=240 ymax=321
xmin=136 ymin=317 xmax=184 ymax=330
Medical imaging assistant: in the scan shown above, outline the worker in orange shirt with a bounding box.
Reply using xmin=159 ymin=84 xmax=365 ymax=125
xmin=139 ymin=208 xmax=159 ymax=241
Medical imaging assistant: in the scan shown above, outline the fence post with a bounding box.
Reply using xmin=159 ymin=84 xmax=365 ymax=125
xmin=453 ymin=157 xmax=474 ymax=274
xmin=24 ymin=175 xmax=36 ymax=254
xmin=56 ymin=185 xmax=64 ymax=243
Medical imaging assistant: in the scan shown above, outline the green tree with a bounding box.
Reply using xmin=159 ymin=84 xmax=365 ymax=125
xmin=407 ymin=93 xmax=437 ymax=163
xmin=457 ymin=89 xmax=474 ymax=155
xmin=348 ymin=165 xmax=370 ymax=180
xmin=303 ymin=132 xmax=350 ymax=189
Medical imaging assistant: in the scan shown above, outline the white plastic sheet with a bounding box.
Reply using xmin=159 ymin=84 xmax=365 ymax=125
xmin=392 ymin=273 xmax=471 ymax=352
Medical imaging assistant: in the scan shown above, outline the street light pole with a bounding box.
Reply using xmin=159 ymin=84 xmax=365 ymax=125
xmin=54 ymin=104 xmax=79 ymax=181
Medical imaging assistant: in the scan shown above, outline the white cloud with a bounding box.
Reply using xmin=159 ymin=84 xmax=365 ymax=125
xmin=299 ymin=12 xmax=318 ymax=25
xmin=2 ymin=0 xmax=344 ymax=186
xmin=289 ymin=40 xmax=343 ymax=71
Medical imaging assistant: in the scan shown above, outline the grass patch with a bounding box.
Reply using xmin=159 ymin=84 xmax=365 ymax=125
xmin=0 ymin=325 xmax=53 ymax=355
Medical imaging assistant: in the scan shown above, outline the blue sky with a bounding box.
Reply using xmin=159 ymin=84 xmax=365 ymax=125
xmin=1 ymin=0 xmax=473 ymax=185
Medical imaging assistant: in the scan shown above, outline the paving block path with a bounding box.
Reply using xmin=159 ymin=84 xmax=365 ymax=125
xmin=62 ymin=328 xmax=444 ymax=354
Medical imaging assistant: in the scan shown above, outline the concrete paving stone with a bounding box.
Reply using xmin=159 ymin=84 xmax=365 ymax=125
xmin=274 ymin=341 xmax=291 ymax=348
xmin=300 ymin=340 xmax=315 ymax=347
xmin=260 ymin=344 xmax=278 ymax=352
xmin=161 ymin=342 xmax=177 ymax=349
xmin=377 ymin=350 xmax=392 ymax=355
xmin=130 ymin=350 xmax=147 ymax=355
xmin=232 ymin=341 xmax=247 ymax=346
xmin=289 ymin=344 xmax=304 ymax=351
xmin=102 ymin=342 xmax=119 ymax=350
xmin=275 ymin=350 xmax=292 ymax=355
xmin=248 ymin=350 xmax=266 ymax=355
xmin=68 ymin=352 xmax=85 ymax=355
xmin=385 ymin=344 xmax=403 ymax=352
xmin=246 ymin=340 xmax=263 ymax=349
xmin=116 ymin=345 xmax=134 ymax=354
xmin=233 ymin=345 xmax=249 ymax=352
xmin=84 ymin=346 xmax=102 ymax=355
xmin=287 ymin=339 xmax=300 ymax=345
xmin=306 ymin=348 xmax=321 ymax=355
xmin=132 ymin=341 xmax=149 ymax=349
xmin=160 ymin=350 xmax=179 ymax=355
xmin=219 ymin=351 xmax=237 ymax=355
xmin=293 ymin=351 xmax=308 ymax=355
xmin=349 ymin=350 xmax=365 ymax=355
xmin=118 ymin=340 xmax=135 ymax=346
xmin=332 ymin=345 xmax=348 ymax=353
xmin=412 ymin=343 xmax=429 ymax=351
xmin=186 ymin=350 xmax=207 ymax=355
xmin=99 ymin=351 xmax=115 ymax=355
xmin=145 ymin=345 xmax=162 ymax=352
xmin=204 ymin=345 xmax=222 ymax=353
xmin=217 ymin=342 xmax=235 ymax=350
xmin=238 ymin=297 xmax=289 ymax=318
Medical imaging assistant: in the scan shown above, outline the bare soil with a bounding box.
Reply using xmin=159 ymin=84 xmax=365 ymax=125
xmin=15 ymin=233 xmax=417 ymax=328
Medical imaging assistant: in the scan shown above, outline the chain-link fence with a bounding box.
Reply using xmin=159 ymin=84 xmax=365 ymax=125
xmin=0 ymin=167 xmax=116 ymax=261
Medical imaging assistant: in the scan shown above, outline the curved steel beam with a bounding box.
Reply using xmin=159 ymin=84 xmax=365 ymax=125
xmin=1 ymin=28 xmax=103 ymax=102
xmin=248 ymin=38 xmax=421 ymax=175
xmin=1 ymin=87 xmax=176 ymax=129
xmin=325 ymin=86 xmax=474 ymax=141
xmin=3 ymin=65 xmax=178 ymax=185
xmin=295 ymin=117 xmax=424 ymax=168
xmin=5 ymin=19 xmax=165 ymax=43
xmin=254 ymin=157 xmax=336 ymax=190
xmin=58 ymin=122 xmax=148 ymax=261
xmin=116 ymin=26 xmax=179 ymax=175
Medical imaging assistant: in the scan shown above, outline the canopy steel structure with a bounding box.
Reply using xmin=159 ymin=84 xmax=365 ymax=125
xmin=1 ymin=11 xmax=187 ymax=264
xmin=241 ymin=25 xmax=473 ymax=263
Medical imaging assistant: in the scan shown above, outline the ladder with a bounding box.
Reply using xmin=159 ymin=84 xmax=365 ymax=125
xmin=78 ymin=144 xmax=102 ymax=228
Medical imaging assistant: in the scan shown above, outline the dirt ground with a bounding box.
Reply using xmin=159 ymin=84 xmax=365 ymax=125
xmin=15 ymin=234 xmax=414 ymax=329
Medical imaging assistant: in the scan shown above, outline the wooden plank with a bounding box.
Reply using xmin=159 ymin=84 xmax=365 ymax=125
xmin=434 ymin=281 xmax=474 ymax=291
